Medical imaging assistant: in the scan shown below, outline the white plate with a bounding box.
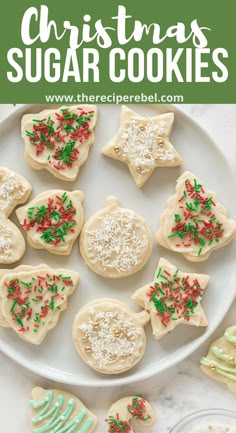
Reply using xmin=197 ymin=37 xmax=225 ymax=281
xmin=0 ymin=104 xmax=235 ymax=387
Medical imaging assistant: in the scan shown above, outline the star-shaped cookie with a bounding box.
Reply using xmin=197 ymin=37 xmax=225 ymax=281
xmin=132 ymin=257 xmax=209 ymax=340
xmin=157 ymin=171 xmax=236 ymax=261
xmin=101 ymin=105 xmax=182 ymax=188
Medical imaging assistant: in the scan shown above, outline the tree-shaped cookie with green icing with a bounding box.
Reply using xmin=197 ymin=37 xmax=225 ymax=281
xmin=157 ymin=171 xmax=236 ymax=261
xmin=22 ymin=105 xmax=97 ymax=181
xmin=201 ymin=325 xmax=236 ymax=394
xmin=132 ymin=257 xmax=209 ymax=340
xmin=30 ymin=387 xmax=98 ymax=433
xmin=106 ymin=396 xmax=156 ymax=433
xmin=0 ymin=264 xmax=79 ymax=344
xmin=16 ymin=189 xmax=84 ymax=255
xmin=101 ymin=105 xmax=182 ymax=188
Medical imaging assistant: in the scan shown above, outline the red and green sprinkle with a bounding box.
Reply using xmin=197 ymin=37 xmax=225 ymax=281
xmin=127 ymin=397 xmax=150 ymax=422
xmin=147 ymin=266 xmax=204 ymax=327
xmin=168 ymin=178 xmax=224 ymax=256
xmin=25 ymin=107 xmax=94 ymax=170
xmin=106 ymin=414 xmax=131 ymax=433
xmin=6 ymin=274 xmax=74 ymax=333
xmin=22 ymin=193 xmax=77 ymax=245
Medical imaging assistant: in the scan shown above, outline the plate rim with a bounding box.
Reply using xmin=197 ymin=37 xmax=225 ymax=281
xmin=0 ymin=103 xmax=235 ymax=387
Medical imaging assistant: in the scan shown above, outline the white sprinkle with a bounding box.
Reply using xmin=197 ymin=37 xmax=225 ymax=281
xmin=0 ymin=221 xmax=12 ymax=259
xmin=0 ymin=173 xmax=25 ymax=210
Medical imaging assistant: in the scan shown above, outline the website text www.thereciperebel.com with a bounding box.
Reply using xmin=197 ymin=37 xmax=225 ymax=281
xmin=44 ymin=92 xmax=184 ymax=104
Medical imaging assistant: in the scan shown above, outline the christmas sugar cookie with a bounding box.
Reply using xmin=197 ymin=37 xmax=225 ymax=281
xmin=0 ymin=167 xmax=32 ymax=217
xmin=157 ymin=171 xmax=236 ymax=261
xmin=16 ymin=189 xmax=84 ymax=255
xmin=132 ymin=257 xmax=209 ymax=340
xmin=22 ymin=105 xmax=97 ymax=181
xmin=0 ymin=264 xmax=79 ymax=344
xmin=30 ymin=387 xmax=98 ymax=433
xmin=79 ymin=196 xmax=152 ymax=278
xmin=201 ymin=326 xmax=236 ymax=394
xmin=106 ymin=396 xmax=156 ymax=433
xmin=101 ymin=105 xmax=182 ymax=188
xmin=73 ymin=298 xmax=150 ymax=374
xmin=0 ymin=214 xmax=26 ymax=264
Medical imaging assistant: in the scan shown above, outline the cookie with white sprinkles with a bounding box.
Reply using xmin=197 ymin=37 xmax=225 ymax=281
xmin=16 ymin=189 xmax=84 ymax=255
xmin=73 ymin=298 xmax=150 ymax=374
xmin=0 ymin=166 xmax=32 ymax=217
xmin=0 ymin=264 xmax=79 ymax=344
xmin=101 ymin=105 xmax=182 ymax=188
xmin=0 ymin=213 xmax=26 ymax=264
xmin=157 ymin=171 xmax=236 ymax=261
xmin=22 ymin=105 xmax=97 ymax=181
xmin=79 ymin=196 xmax=152 ymax=278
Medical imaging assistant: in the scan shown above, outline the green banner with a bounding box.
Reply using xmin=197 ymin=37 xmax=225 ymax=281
xmin=0 ymin=0 xmax=235 ymax=103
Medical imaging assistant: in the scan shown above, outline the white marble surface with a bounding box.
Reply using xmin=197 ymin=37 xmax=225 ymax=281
xmin=0 ymin=104 xmax=236 ymax=433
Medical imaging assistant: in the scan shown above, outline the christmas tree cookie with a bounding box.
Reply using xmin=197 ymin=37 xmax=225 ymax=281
xmin=157 ymin=171 xmax=236 ymax=261
xmin=30 ymin=387 xmax=98 ymax=433
xmin=73 ymin=298 xmax=150 ymax=374
xmin=0 ymin=214 xmax=26 ymax=264
xmin=0 ymin=264 xmax=79 ymax=344
xmin=22 ymin=105 xmax=97 ymax=181
xmin=132 ymin=258 xmax=209 ymax=340
xmin=201 ymin=325 xmax=236 ymax=394
xmin=0 ymin=167 xmax=32 ymax=217
xmin=106 ymin=396 xmax=156 ymax=433
xmin=101 ymin=105 xmax=182 ymax=188
xmin=16 ymin=189 xmax=84 ymax=255
xmin=79 ymin=196 xmax=152 ymax=278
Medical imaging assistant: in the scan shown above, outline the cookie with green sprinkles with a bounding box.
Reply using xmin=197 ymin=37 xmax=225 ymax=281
xmin=0 ymin=264 xmax=79 ymax=344
xmin=16 ymin=189 xmax=84 ymax=255
xmin=106 ymin=396 xmax=156 ymax=433
xmin=132 ymin=257 xmax=209 ymax=340
xmin=22 ymin=105 xmax=97 ymax=181
xmin=157 ymin=171 xmax=236 ymax=262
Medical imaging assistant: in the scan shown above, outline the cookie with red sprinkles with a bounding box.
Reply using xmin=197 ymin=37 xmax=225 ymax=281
xmin=0 ymin=264 xmax=79 ymax=344
xmin=132 ymin=257 xmax=209 ymax=340
xmin=16 ymin=189 xmax=84 ymax=255
xmin=157 ymin=171 xmax=236 ymax=261
xmin=22 ymin=105 xmax=97 ymax=181
xmin=106 ymin=396 xmax=156 ymax=433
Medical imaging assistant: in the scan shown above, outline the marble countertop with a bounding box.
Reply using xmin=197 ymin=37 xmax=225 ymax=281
xmin=0 ymin=104 xmax=236 ymax=433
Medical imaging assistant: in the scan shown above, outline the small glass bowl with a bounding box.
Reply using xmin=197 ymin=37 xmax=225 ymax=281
xmin=170 ymin=409 xmax=236 ymax=433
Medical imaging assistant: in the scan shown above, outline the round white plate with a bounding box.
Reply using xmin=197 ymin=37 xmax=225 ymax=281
xmin=0 ymin=104 xmax=235 ymax=387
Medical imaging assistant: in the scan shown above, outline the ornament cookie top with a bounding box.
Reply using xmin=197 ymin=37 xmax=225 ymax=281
xmin=102 ymin=105 xmax=182 ymax=188
xmin=30 ymin=387 xmax=98 ymax=433
xmin=106 ymin=396 xmax=156 ymax=433
xmin=73 ymin=298 xmax=150 ymax=374
xmin=79 ymin=196 xmax=152 ymax=278
xmin=0 ymin=167 xmax=32 ymax=217
xmin=201 ymin=325 xmax=236 ymax=394
xmin=157 ymin=171 xmax=236 ymax=261
xmin=16 ymin=189 xmax=84 ymax=255
xmin=132 ymin=257 xmax=209 ymax=340
xmin=0 ymin=264 xmax=79 ymax=344
xmin=22 ymin=105 xmax=97 ymax=181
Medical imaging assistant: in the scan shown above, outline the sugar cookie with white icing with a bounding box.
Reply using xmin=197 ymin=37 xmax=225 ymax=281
xmin=157 ymin=171 xmax=236 ymax=261
xmin=16 ymin=189 xmax=84 ymax=255
xmin=73 ymin=298 xmax=150 ymax=374
xmin=106 ymin=396 xmax=156 ymax=433
xmin=0 ymin=166 xmax=32 ymax=217
xmin=201 ymin=325 xmax=236 ymax=394
xmin=102 ymin=105 xmax=182 ymax=188
xmin=79 ymin=196 xmax=152 ymax=278
xmin=0 ymin=264 xmax=79 ymax=344
xmin=30 ymin=387 xmax=98 ymax=433
xmin=22 ymin=105 xmax=97 ymax=181
xmin=132 ymin=257 xmax=209 ymax=340
xmin=0 ymin=214 xmax=26 ymax=264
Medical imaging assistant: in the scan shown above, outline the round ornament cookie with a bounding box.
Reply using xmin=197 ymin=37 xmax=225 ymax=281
xmin=79 ymin=196 xmax=153 ymax=278
xmin=106 ymin=396 xmax=156 ymax=433
xmin=16 ymin=189 xmax=84 ymax=255
xmin=73 ymin=298 xmax=150 ymax=374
